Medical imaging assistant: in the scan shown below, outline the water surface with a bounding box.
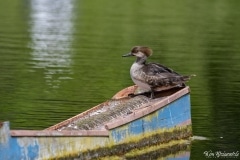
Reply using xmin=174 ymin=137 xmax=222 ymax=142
xmin=0 ymin=0 xmax=240 ymax=159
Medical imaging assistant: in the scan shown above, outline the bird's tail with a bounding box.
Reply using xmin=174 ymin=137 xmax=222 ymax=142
xmin=182 ymin=74 xmax=196 ymax=81
xmin=167 ymin=74 xmax=196 ymax=86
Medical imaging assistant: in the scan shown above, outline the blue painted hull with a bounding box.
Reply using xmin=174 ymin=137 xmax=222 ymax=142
xmin=110 ymin=94 xmax=191 ymax=143
xmin=0 ymin=86 xmax=192 ymax=160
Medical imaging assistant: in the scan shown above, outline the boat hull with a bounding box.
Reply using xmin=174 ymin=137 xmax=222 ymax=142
xmin=0 ymin=86 xmax=192 ymax=160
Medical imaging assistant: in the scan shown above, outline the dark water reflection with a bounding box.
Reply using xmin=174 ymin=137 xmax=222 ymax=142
xmin=0 ymin=0 xmax=240 ymax=159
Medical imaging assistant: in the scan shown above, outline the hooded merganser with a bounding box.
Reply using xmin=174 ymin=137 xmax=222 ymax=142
xmin=122 ymin=46 xmax=194 ymax=98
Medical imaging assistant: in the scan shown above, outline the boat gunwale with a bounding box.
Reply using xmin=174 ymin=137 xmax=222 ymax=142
xmin=9 ymin=86 xmax=190 ymax=137
xmin=45 ymin=85 xmax=138 ymax=131
xmin=10 ymin=129 xmax=109 ymax=137
xmin=105 ymin=86 xmax=190 ymax=129
xmin=44 ymin=100 xmax=123 ymax=131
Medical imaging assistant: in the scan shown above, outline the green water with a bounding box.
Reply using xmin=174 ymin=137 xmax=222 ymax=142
xmin=0 ymin=0 xmax=240 ymax=159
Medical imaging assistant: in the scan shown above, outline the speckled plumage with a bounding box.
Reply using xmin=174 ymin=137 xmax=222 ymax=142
xmin=123 ymin=46 xmax=193 ymax=98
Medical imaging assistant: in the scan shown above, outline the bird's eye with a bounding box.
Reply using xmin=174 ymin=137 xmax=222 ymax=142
xmin=131 ymin=47 xmax=139 ymax=53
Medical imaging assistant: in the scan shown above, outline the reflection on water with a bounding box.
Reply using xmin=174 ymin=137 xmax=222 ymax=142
xmin=29 ymin=0 xmax=74 ymax=88
xmin=0 ymin=0 xmax=240 ymax=159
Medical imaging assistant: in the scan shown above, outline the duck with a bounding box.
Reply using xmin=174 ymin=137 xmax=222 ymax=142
xmin=122 ymin=46 xmax=194 ymax=98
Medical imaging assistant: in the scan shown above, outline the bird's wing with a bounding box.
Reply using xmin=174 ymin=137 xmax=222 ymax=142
xmin=142 ymin=62 xmax=180 ymax=76
xmin=142 ymin=62 xmax=191 ymax=87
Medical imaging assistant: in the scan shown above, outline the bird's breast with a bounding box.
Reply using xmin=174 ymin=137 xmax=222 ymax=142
xmin=130 ymin=63 xmax=143 ymax=78
xmin=130 ymin=63 xmax=151 ymax=90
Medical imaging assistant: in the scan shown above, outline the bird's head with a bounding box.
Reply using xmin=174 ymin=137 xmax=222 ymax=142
xmin=122 ymin=46 xmax=152 ymax=58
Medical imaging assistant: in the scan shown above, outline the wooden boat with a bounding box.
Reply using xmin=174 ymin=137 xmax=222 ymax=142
xmin=0 ymin=85 xmax=192 ymax=160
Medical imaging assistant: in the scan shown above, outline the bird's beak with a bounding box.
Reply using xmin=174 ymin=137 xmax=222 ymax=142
xmin=122 ymin=52 xmax=133 ymax=57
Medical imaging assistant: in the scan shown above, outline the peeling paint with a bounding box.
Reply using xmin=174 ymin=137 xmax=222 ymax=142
xmin=110 ymin=94 xmax=191 ymax=143
xmin=0 ymin=122 xmax=10 ymax=145
xmin=0 ymin=124 xmax=110 ymax=160
xmin=0 ymin=90 xmax=191 ymax=160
